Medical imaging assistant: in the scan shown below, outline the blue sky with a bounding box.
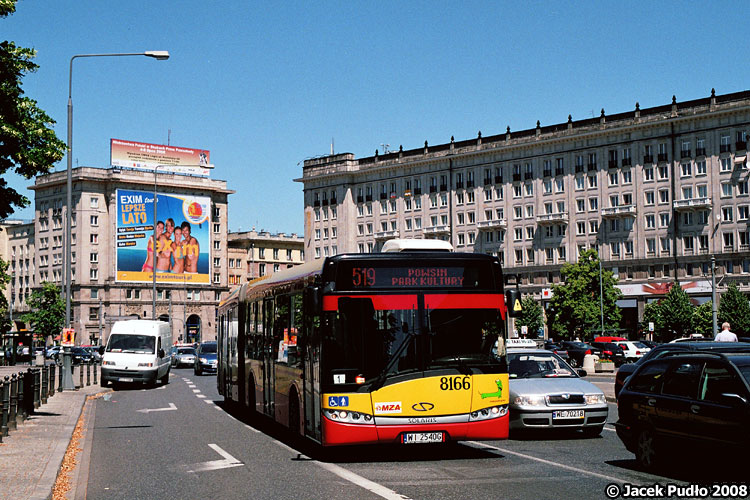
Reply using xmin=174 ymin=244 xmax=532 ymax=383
xmin=5 ymin=1 xmax=750 ymax=234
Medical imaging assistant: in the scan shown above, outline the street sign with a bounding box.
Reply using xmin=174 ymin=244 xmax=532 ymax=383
xmin=648 ymin=322 xmax=654 ymax=332
xmin=61 ymin=328 xmax=75 ymax=346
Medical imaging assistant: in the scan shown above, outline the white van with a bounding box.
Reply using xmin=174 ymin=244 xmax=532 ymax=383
xmin=101 ymin=320 xmax=172 ymax=387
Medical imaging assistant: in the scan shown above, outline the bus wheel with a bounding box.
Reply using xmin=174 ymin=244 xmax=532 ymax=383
xmin=289 ymin=391 xmax=300 ymax=436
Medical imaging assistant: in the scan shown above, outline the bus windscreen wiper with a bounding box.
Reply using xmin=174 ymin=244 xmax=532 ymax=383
xmin=368 ymin=331 xmax=417 ymax=391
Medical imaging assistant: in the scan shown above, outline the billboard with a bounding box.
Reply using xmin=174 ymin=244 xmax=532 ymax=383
xmin=116 ymin=189 xmax=211 ymax=284
xmin=110 ymin=139 xmax=211 ymax=177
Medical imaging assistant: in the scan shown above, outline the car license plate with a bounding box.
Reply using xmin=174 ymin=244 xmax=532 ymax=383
xmin=402 ymin=432 xmax=444 ymax=444
xmin=552 ymin=410 xmax=584 ymax=419
xmin=118 ymin=377 xmax=133 ymax=382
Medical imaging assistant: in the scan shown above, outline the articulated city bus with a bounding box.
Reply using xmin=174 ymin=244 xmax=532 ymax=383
xmin=217 ymin=246 xmax=517 ymax=446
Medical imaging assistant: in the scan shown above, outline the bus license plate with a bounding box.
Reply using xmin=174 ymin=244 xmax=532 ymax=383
xmin=552 ymin=410 xmax=584 ymax=419
xmin=402 ymin=432 xmax=444 ymax=444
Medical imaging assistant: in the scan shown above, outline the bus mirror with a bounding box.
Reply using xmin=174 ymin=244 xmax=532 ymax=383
xmin=506 ymin=289 xmax=522 ymax=317
xmin=304 ymin=286 xmax=321 ymax=313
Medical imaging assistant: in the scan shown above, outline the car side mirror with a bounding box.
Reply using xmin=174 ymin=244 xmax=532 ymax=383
xmin=577 ymin=369 xmax=588 ymax=377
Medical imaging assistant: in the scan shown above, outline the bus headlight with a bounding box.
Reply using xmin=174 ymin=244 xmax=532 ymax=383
xmin=325 ymin=409 xmax=374 ymax=425
xmin=469 ymin=405 xmax=508 ymax=421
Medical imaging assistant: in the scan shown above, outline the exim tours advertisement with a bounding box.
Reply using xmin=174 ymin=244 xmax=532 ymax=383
xmin=116 ymin=189 xmax=211 ymax=284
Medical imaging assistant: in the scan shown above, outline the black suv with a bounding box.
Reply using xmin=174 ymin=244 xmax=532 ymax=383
xmin=559 ymin=341 xmax=601 ymax=368
xmin=615 ymin=351 xmax=750 ymax=471
xmin=614 ymin=341 xmax=750 ymax=398
xmin=590 ymin=341 xmax=626 ymax=366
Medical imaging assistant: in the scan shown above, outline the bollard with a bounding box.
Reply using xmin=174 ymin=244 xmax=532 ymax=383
xmin=86 ymin=359 xmax=91 ymax=386
xmin=41 ymin=365 xmax=48 ymax=405
xmin=93 ymin=360 xmax=98 ymax=385
xmin=33 ymin=368 xmax=40 ymax=409
xmin=58 ymin=359 xmax=63 ymax=392
xmin=9 ymin=374 xmax=18 ymax=430
xmin=1 ymin=376 xmax=9 ymax=438
xmin=79 ymin=362 xmax=84 ymax=389
xmin=17 ymin=371 xmax=26 ymax=422
xmin=49 ymin=364 xmax=56 ymax=396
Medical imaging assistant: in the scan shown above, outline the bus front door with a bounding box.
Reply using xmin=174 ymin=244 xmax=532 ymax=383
xmin=263 ymin=299 xmax=275 ymax=417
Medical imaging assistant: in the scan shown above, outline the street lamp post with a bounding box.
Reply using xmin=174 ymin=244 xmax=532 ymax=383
xmin=65 ymin=51 xmax=168 ymax=390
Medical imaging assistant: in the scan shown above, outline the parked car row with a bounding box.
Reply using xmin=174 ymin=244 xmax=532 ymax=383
xmin=614 ymin=341 xmax=750 ymax=470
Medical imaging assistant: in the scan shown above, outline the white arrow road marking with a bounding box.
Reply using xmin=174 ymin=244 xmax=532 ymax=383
xmin=137 ymin=403 xmax=177 ymax=413
xmin=187 ymin=444 xmax=244 ymax=473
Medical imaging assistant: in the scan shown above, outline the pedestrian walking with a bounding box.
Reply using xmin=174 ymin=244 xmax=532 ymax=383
xmin=715 ymin=322 xmax=738 ymax=342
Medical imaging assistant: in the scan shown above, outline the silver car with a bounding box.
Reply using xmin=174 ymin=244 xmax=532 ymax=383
xmin=508 ymin=348 xmax=608 ymax=436
xmin=171 ymin=347 xmax=197 ymax=368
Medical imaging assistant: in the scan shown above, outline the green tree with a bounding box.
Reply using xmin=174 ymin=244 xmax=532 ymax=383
xmin=660 ymin=284 xmax=694 ymax=340
xmin=546 ymin=249 xmax=622 ymax=341
xmin=692 ymin=301 xmax=714 ymax=338
xmin=515 ymin=295 xmax=544 ymax=338
xmin=0 ymin=1 xmax=67 ymax=219
xmin=718 ymin=283 xmax=750 ymax=337
xmin=0 ymin=256 xmax=11 ymax=334
xmin=20 ymin=282 xmax=65 ymax=340
xmin=642 ymin=300 xmax=666 ymax=342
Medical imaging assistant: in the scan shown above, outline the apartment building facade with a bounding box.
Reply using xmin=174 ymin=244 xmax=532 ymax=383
xmin=297 ymin=89 xmax=750 ymax=333
xmin=1 ymin=219 xmax=35 ymax=327
xmin=227 ymin=230 xmax=305 ymax=288
xmin=27 ymin=166 xmax=233 ymax=345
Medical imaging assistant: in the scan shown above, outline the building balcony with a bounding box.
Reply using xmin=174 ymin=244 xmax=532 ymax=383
xmin=413 ymin=188 xmax=421 ymax=196
xmin=379 ymin=192 xmax=387 ymax=200
xmin=357 ymin=195 xmax=364 ymax=203
xmin=621 ymin=157 xmax=631 ymax=167
xmin=587 ymin=163 xmax=597 ymax=171
xmin=429 ymin=185 xmax=437 ymax=193
xmin=423 ymin=225 xmax=451 ymax=236
xmin=643 ymin=155 xmax=654 ymax=164
xmin=657 ymin=153 xmax=668 ymax=163
xmin=575 ymin=165 xmax=584 ymax=173
xmin=466 ymin=180 xmax=474 ymax=188
xmin=440 ymin=184 xmax=448 ymax=192
xmin=484 ymin=178 xmax=492 ymax=186
xmin=536 ymin=212 xmax=569 ymax=225
xmin=321 ymin=199 xmax=328 ymax=206
xmin=455 ymin=181 xmax=464 ymax=189
xmin=555 ymin=168 xmax=564 ymax=176
xmin=494 ymin=175 xmax=503 ymax=184
xmin=608 ymin=160 xmax=618 ymax=169
xmin=696 ymin=147 xmax=706 ymax=157
xmin=681 ymin=149 xmax=692 ymax=159
xmin=543 ymin=169 xmax=552 ymax=178
xmin=524 ymin=172 xmax=533 ymax=180
xmin=672 ymin=197 xmax=712 ymax=211
xmin=512 ymin=174 xmax=521 ymax=182
xmin=374 ymin=230 xmax=400 ymax=241
xmin=601 ymin=205 xmax=637 ymax=218
xmin=365 ymin=195 xmax=373 ymax=202
xmin=476 ymin=219 xmax=507 ymax=230
xmin=720 ymin=144 xmax=731 ymax=154
xmin=737 ymin=141 xmax=747 ymax=152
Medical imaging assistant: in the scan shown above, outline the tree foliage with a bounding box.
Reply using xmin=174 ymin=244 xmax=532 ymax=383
xmin=0 ymin=1 xmax=66 ymax=219
xmin=0 ymin=256 xmax=11 ymax=334
xmin=20 ymin=282 xmax=65 ymax=339
xmin=692 ymin=301 xmax=714 ymax=338
xmin=546 ymin=249 xmax=622 ymax=341
xmin=659 ymin=284 xmax=694 ymax=340
xmin=718 ymin=283 xmax=750 ymax=337
xmin=515 ymin=295 xmax=544 ymax=338
xmin=642 ymin=300 xmax=666 ymax=341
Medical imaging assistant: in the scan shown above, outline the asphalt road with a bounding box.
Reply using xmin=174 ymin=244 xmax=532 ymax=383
xmin=80 ymin=370 xmax=734 ymax=500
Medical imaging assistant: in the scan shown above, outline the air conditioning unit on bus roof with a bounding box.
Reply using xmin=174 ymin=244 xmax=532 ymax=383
xmin=381 ymin=239 xmax=453 ymax=253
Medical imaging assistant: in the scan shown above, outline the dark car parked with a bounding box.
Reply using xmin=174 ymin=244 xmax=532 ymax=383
xmin=590 ymin=342 xmax=626 ymax=366
xmin=542 ymin=340 xmax=570 ymax=363
xmin=614 ymin=341 xmax=750 ymax=399
xmin=559 ymin=341 xmax=601 ymax=368
xmin=615 ymin=351 xmax=750 ymax=471
xmin=194 ymin=341 xmax=217 ymax=375
xmin=70 ymin=346 xmax=94 ymax=365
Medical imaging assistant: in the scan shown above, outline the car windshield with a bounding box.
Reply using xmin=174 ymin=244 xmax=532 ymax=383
xmin=178 ymin=348 xmax=196 ymax=355
xmin=508 ymin=352 xmax=576 ymax=379
xmin=107 ymin=334 xmax=156 ymax=354
xmin=633 ymin=342 xmax=648 ymax=349
xmin=200 ymin=343 xmax=217 ymax=354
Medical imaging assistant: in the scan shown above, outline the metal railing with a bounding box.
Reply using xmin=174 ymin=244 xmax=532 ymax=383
xmin=0 ymin=360 xmax=99 ymax=443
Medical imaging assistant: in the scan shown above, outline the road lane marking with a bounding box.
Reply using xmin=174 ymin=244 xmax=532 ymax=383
xmin=192 ymin=389 xmax=201 ymax=393
xmin=204 ymin=399 xmax=214 ymax=404
xmin=187 ymin=444 xmax=244 ymax=473
xmin=136 ymin=403 xmax=177 ymax=413
xmin=466 ymin=441 xmax=623 ymax=483
xmin=196 ymin=394 xmax=206 ymax=398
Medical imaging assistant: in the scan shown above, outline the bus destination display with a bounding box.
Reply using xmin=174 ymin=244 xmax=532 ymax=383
xmin=347 ymin=265 xmax=482 ymax=289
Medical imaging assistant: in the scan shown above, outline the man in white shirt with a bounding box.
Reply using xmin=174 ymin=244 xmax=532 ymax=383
xmin=715 ymin=322 xmax=738 ymax=342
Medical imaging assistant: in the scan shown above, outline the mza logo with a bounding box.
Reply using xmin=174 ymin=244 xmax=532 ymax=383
xmin=374 ymin=401 xmax=402 ymax=414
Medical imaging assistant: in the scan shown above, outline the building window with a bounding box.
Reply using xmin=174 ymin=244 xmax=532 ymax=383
xmin=90 ymin=215 xmax=98 ymax=226
xmin=213 ymin=257 xmax=221 ymax=267
xmin=90 ymin=197 xmax=99 ymax=209
xmin=90 ymin=252 xmax=98 ymax=263
xmin=90 ymin=269 xmax=98 ymax=280
xmin=90 ymin=234 xmax=98 ymax=244
xmin=213 ymin=241 xmax=220 ymax=250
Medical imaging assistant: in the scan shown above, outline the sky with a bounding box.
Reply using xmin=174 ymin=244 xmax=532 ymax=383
xmin=5 ymin=1 xmax=750 ymax=235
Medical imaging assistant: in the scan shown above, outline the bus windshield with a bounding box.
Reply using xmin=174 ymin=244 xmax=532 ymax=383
xmin=323 ymin=296 xmax=505 ymax=388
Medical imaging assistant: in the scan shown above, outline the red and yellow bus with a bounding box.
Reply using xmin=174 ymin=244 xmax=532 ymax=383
xmin=217 ymin=249 xmax=516 ymax=446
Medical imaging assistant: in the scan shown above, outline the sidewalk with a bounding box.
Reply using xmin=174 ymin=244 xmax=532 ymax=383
xmin=0 ymin=364 xmax=106 ymax=500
